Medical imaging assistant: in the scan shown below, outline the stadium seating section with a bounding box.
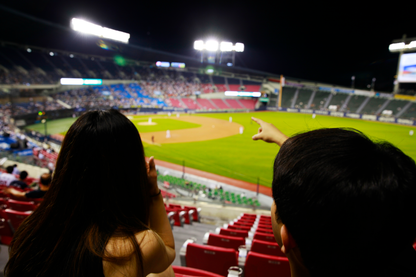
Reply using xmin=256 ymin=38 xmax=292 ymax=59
xmin=179 ymin=213 xmax=290 ymax=277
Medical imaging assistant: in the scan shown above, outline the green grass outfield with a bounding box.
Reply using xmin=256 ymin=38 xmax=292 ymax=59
xmin=25 ymin=112 xmax=416 ymax=188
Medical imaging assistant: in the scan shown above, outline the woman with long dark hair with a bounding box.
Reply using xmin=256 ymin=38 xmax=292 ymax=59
xmin=5 ymin=109 xmax=175 ymax=276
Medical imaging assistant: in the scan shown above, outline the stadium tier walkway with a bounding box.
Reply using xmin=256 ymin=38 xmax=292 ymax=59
xmin=151 ymin=158 xmax=273 ymax=197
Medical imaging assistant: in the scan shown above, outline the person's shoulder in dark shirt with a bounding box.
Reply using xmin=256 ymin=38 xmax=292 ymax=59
xmin=9 ymin=180 xmax=28 ymax=189
xmin=25 ymin=190 xmax=47 ymax=199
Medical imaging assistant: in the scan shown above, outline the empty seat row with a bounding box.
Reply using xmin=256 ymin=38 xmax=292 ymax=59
xmin=0 ymin=209 xmax=32 ymax=245
xmin=0 ymin=198 xmax=40 ymax=211
xmin=180 ymin=239 xmax=290 ymax=277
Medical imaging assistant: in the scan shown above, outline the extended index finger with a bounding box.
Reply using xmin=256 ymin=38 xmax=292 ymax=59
xmin=251 ymin=117 xmax=264 ymax=126
xmin=148 ymin=156 xmax=156 ymax=170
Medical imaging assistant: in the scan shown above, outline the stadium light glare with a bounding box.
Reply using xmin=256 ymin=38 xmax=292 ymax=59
xmin=389 ymin=41 xmax=416 ymax=52
xmin=235 ymin=43 xmax=244 ymax=52
xmin=70 ymin=18 xmax=130 ymax=44
xmin=205 ymin=40 xmax=219 ymax=51
xmin=220 ymin=41 xmax=233 ymax=52
xmin=194 ymin=40 xmax=204 ymax=50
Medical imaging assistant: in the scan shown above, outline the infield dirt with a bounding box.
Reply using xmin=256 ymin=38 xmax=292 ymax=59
xmin=139 ymin=115 xmax=244 ymax=144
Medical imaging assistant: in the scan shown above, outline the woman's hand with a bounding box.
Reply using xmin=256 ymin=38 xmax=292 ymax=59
xmin=251 ymin=117 xmax=289 ymax=147
xmin=147 ymin=156 xmax=159 ymax=196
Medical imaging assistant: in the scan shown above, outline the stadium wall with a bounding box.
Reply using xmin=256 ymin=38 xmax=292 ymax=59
xmin=271 ymin=107 xmax=416 ymax=126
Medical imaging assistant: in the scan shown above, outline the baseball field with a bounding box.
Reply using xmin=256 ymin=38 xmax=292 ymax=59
xmin=25 ymin=111 xmax=416 ymax=188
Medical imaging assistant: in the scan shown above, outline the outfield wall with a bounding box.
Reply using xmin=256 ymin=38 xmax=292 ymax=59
xmin=269 ymin=107 xmax=416 ymax=126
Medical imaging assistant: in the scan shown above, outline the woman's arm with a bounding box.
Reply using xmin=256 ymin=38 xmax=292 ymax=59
xmin=251 ymin=117 xmax=289 ymax=147
xmin=144 ymin=157 xmax=175 ymax=275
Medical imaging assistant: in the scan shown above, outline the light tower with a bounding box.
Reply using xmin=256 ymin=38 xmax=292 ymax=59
xmin=194 ymin=39 xmax=244 ymax=66
xmin=388 ymin=35 xmax=416 ymax=94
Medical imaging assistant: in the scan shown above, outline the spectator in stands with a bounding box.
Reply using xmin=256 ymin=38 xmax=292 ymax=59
xmin=251 ymin=117 xmax=416 ymax=277
xmin=0 ymin=166 xmax=17 ymax=186
xmin=9 ymin=170 xmax=29 ymax=190
xmin=5 ymin=109 xmax=175 ymax=277
xmin=4 ymin=173 xmax=51 ymax=199
xmin=12 ymin=164 xmax=20 ymax=175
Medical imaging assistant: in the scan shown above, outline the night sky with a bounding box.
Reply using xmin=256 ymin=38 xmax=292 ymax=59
xmin=1 ymin=1 xmax=415 ymax=92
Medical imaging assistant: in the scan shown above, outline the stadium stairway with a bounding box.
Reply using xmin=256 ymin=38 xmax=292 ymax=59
xmin=172 ymin=221 xmax=218 ymax=266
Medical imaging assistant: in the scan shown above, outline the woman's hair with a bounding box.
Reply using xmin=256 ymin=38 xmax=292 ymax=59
xmin=5 ymin=109 xmax=151 ymax=277
xmin=272 ymin=128 xmax=416 ymax=276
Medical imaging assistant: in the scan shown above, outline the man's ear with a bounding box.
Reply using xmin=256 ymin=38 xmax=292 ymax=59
xmin=280 ymin=224 xmax=297 ymax=254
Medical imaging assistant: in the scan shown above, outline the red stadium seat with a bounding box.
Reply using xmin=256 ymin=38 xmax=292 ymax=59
xmin=165 ymin=209 xmax=184 ymax=227
xmin=253 ymin=232 xmax=276 ymax=243
xmin=168 ymin=203 xmax=182 ymax=209
xmin=242 ymin=213 xmax=257 ymax=218
xmin=256 ymin=223 xmax=272 ymax=230
xmin=5 ymin=209 xmax=31 ymax=232
xmin=8 ymin=199 xmax=37 ymax=212
xmin=251 ymin=239 xmax=286 ymax=257
xmin=228 ymin=225 xmax=251 ymax=231
xmin=207 ymin=233 xmax=246 ymax=251
xmin=169 ymin=208 xmax=193 ymax=224
xmin=0 ymin=198 xmax=9 ymax=210
xmin=218 ymin=228 xmax=248 ymax=238
xmin=0 ymin=210 xmax=14 ymax=245
xmin=172 ymin=266 xmax=224 ymax=277
xmin=184 ymin=206 xmax=201 ymax=222
xmin=233 ymin=222 xmax=253 ymax=227
xmin=237 ymin=219 xmax=255 ymax=224
xmin=185 ymin=243 xmax=238 ymax=276
xmin=244 ymin=251 xmax=290 ymax=277
xmin=252 ymin=227 xmax=273 ymax=234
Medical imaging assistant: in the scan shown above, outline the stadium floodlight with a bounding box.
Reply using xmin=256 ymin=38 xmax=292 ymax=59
xmin=194 ymin=40 xmax=204 ymax=50
xmin=220 ymin=42 xmax=233 ymax=52
xmin=389 ymin=41 xmax=416 ymax=52
xmin=205 ymin=40 xmax=219 ymax=52
xmin=194 ymin=39 xmax=244 ymax=66
xmin=70 ymin=18 xmax=130 ymax=44
xmin=234 ymin=43 xmax=244 ymax=52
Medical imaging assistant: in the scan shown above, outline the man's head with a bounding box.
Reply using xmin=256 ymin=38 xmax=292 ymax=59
xmin=19 ymin=171 xmax=28 ymax=181
xmin=39 ymin=173 xmax=51 ymax=187
xmin=6 ymin=166 xmax=14 ymax=174
xmin=272 ymin=128 xmax=416 ymax=276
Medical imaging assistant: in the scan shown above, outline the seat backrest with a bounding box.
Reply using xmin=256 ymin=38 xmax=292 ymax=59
xmin=257 ymin=223 xmax=273 ymax=229
xmin=228 ymin=225 xmax=251 ymax=231
xmin=0 ymin=197 xmax=9 ymax=210
xmin=5 ymin=209 xmax=32 ymax=231
xmin=168 ymin=203 xmax=182 ymax=209
xmin=253 ymin=227 xmax=273 ymax=234
xmin=172 ymin=265 xmax=224 ymax=277
xmin=8 ymin=199 xmax=36 ymax=212
xmin=0 ymin=209 xmax=14 ymax=245
xmin=237 ymin=219 xmax=255 ymax=225
xmin=233 ymin=222 xmax=253 ymax=227
xmin=207 ymin=233 xmax=245 ymax=251
xmin=245 ymin=251 xmax=290 ymax=277
xmin=219 ymin=228 xmax=248 ymax=238
xmin=253 ymin=232 xmax=276 ymax=243
xmin=251 ymin=239 xmax=286 ymax=257
xmin=186 ymin=243 xmax=238 ymax=276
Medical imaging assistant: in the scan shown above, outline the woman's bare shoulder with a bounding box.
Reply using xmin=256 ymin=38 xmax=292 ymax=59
xmin=103 ymin=230 xmax=167 ymax=277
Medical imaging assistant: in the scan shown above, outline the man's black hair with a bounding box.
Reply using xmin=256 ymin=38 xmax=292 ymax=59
xmin=272 ymin=128 xmax=416 ymax=276
xmin=19 ymin=171 xmax=28 ymax=180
